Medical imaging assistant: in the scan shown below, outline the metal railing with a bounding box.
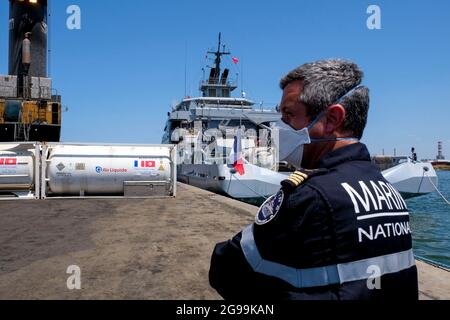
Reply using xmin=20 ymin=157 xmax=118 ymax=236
xmin=199 ymin=79 xmax=238 ymax=87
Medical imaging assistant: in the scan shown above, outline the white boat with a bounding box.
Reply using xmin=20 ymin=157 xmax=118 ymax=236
xmin=374 ymin=156 xmax=438 ymax=199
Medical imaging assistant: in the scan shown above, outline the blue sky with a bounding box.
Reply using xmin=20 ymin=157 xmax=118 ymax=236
xmin=1 ymin=0 xmax=449 ymax=159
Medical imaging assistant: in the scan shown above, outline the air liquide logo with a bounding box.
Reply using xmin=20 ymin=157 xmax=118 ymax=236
xmin=95 ymin=166 xmax=128 ymax=174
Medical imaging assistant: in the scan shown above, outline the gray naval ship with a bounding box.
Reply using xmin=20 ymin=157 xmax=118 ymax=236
xmin=161 ymin=34 xmax=286 ymax=203
xmin=162 ymin=34 xmax=438 ymax=202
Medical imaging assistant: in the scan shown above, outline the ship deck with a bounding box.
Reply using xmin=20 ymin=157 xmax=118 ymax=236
xmin=0 ymin=183 xmax=448 ymax=300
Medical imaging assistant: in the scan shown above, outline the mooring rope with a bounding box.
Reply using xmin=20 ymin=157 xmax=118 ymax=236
xmin=425 ymin=171 xmax=450 ymax=206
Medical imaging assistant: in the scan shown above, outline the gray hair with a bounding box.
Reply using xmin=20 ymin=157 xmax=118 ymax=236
xmin=280 ymin=59 xmax=370 ymax=139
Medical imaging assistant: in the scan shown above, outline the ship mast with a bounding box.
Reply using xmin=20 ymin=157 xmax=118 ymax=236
xmin=207 ymin=32 xmax=230 ymax=84
xmin=200 ymin=33 xmax=237 ymax=98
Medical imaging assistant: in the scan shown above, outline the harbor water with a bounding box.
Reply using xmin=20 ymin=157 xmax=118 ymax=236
xmin=408 ymin=170 xmax=450 ymax=268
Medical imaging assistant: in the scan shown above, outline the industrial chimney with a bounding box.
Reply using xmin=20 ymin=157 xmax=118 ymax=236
xmin=437 ymin=141 xmax=445 ymax=160
xmin=1 ymin=0 xmax=61 ymax=143
xmin=8 ymin=0 xmax=48 ymax=78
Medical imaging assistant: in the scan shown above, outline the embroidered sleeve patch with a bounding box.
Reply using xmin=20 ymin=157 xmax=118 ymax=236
xmin=255 ymin=190 xmax=285 ymax=225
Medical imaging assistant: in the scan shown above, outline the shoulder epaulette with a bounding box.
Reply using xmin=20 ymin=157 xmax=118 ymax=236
xmin=284 ymin=171 xmax=309 ymax=188
xmin=281 ymin=168 xmax=329 ymax=192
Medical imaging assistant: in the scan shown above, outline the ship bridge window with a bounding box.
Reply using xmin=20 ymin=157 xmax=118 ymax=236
xmin=171 ymin=121 xmax=183 ymax=131
xmin=177 ymin=101 xmax=191 ymax=111
xmin=208 ymin=89 xmax=216 ymax=97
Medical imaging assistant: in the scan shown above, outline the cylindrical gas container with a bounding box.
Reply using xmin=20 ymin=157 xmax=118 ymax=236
xmin=22 ymin=36 xmax=31 ymax=66
xmin=0 ymin=144 xmax=35 ymax=191
xmin=46 ymin=145 xmax=174 ymax=196
xmin=9 ymin=0 xmax=48 ymax=78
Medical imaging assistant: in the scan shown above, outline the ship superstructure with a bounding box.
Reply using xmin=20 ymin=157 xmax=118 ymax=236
xmin=162 ymin=33 xmax=280 ymax=147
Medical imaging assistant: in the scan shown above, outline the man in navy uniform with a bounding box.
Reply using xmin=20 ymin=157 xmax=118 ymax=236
xmin=209 ymin=60 xmax=419 ymax=300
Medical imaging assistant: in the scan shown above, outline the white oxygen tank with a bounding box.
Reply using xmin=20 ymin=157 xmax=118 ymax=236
xmin=0 ymin=144 xmax=35 ymax=191
xmin=46 ymin=144 xmax=173 ymax=195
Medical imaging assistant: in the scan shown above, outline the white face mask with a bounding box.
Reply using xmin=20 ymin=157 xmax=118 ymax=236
xmin=271 ymin=87 xmax=362 ymax=169
xmin=271 ymin=117 xmax=318 ymax=169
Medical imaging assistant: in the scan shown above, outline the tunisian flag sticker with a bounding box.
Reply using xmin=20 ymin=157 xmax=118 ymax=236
xmin=232 ymin=57 xmax=239 ymax=65
xmin=2 ymin=158 xmax=17 ymax=165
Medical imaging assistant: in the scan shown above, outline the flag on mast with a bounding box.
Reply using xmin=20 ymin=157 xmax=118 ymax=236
xmin=231 ymin=129 xmax=245 ymax=176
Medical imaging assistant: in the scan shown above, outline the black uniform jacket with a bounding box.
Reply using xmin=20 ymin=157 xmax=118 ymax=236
xmin=209 ymin=143 xmax=419 ymax=300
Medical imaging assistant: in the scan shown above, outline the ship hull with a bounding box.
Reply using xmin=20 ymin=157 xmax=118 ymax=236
xmin=178 ymin=160 xmax=439 ymax=203
xmin=178 ymin=163 xmax=289 ymax=200
xmin=383 ymin=161 xmax=438 ymax=198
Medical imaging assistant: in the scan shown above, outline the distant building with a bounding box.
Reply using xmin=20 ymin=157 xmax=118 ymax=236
xmin=431 ymin=142 xmax=450 ymax=170
xmin=436 ymin=141 xmax=445 ymax=160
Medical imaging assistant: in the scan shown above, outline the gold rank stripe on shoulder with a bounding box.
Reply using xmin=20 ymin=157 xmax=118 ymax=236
xmin=293 ymin=171 xmax=308 ymax=179
xmin=287 ymin=171 xmax=309 ymax=186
